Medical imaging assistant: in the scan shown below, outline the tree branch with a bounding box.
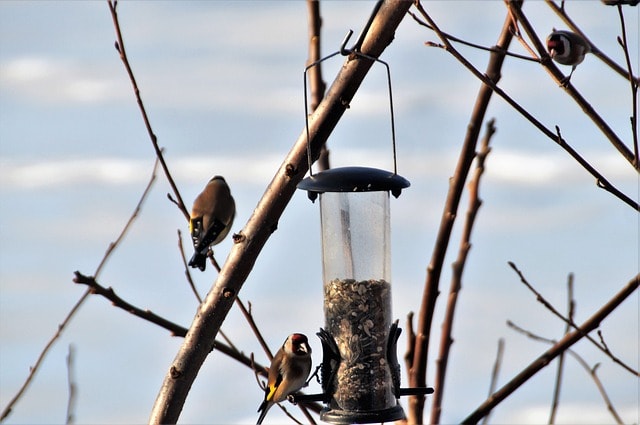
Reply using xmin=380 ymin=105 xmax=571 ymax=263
xmin=148 ymin=2 xmax=413 ymax=422
xmin=409 ymin=5 xmax=516 ymax=423
xmin=509 ymin=262 xmax=639 ymax=376
xmin=544 ymin=0 xmax=640 ymax=84
xmin=507 ymin=320 xmax=626 ymax=425
xmin=429 ymin=119 xmax=495 ymax=424
xmin=462 ymin=273 xmax=639 ymax=424
xmin=0 ymin=157 xmax=160 ymax=423
xmin=107 ymin=0 xmax=190 ymax=221
xmin=505 ymin=0 xmax=638 ymax=171
xmin=413 ymin=2 xmax=639 ymax=211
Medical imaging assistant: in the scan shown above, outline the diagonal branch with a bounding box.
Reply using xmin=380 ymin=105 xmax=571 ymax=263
xmin=505 ymin=0 xmax=638 ymax=171
xmin=544 ymin=0 xmax=640 ymax=84
xmin=429 ymin=120 xmax=495 ymax=424
xmin=462 ymin=273 xmax=639 ymax=424
xmin=107 ymin=0 xmax=190 ymax=221
xmin=149 ymin=2 xmax=413 ymax=423
xmin=509 ymin=262 xmax=639 ymax=376
xmin=408 ymin=5 xmax=517 ymax=423
xmin=0 ymin=157 xmax=160 ymax=423
xmin=507 ymin=320 xmax=626 ymax=425
xmin=71 ymin=271 xmax=271 ymax=376
xmin=413 ymin=2 xmax=638 ymax=211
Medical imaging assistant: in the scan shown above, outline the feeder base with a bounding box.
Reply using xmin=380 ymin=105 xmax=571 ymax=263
xmin=320 ymin=405 xmax=405 ymax=424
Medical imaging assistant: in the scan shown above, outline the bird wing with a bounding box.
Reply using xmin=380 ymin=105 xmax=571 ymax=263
xmin=192 ymin=217 xmax=227 ymax=254
xmin=264 ymin=367 xmax=285 ymax=403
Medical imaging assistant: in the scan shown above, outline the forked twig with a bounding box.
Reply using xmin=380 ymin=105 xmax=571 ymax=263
xmin=0 ymin=157 xmax=160 ymax=423
xmin=107 ymin=0 xmax=190 ymax=221
xmin=481 ymin=338 xmax=504 ymax=425
xmin=430 ymin=119 xmax=495 ymax=424
xmin=412 ymin=1 xmax=639 ymax=211
xmin=549 ymin=273 xmax=574 ymax=423
xmin=509 ymin=262 xmax=639 ymax=376
xmin=463 ymin=273 xmax=639 ymax=423
xmin=507 ymin=320 xmax=626 ymax=424
xmin=544 ymin=0 xmax=640 ymax=84
xmin=65 ymin=345 xmax=77 ymax=425
xmin=505 ymin=0 xmax=638 ymax=171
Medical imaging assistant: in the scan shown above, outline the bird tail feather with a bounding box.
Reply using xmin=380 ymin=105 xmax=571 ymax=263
xmin=256 ymin=400 xmax=272 ymax=425
xmin=188 ymin=252 xmax=207 ymax=271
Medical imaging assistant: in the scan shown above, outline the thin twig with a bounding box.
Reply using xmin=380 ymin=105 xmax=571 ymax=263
xmin=614 ymin=5 xmax=639 ymax=167
xmin=409 ymin=6 xmax=516 ymax=422
xmin=507 ymin=321 xmax=626 ymax=425
xmin=544 ymin=0 xmax=640 ymax=84
xmin=429 ymin=119 xmax=495 ymax=425
xmin=176 ymin=229 xmax=238 ymax=351
xmin=236 ymin=298 xmax=273 ymax=361
xmin=107 ymin=0 xmax=190 ymax=221
xmin=549 ymin=273 xmax=574 ymax=423
xmin=408 ymin=10 xmax=538 ymax=62
xmin=0 ymin=158 xmax=160 ymax=423
xmin=306 ymin=0 xmax=330 ymax=172
xmin=508 ymin=262 xmax=639 ymax=376
xmin=149 ymin=2 xmax=414 ymax=421
xmin=71 ymin=271 xmax=275 ymax=376
xmin=481 ymin=338 xmax=504 ymax=425
xmin=505 ymin=1 xmax=638 ymax=171
xmin=462 ymin=273 xmax=639 ymax=423
xmin=412 ymin=1 xmax=639 ymax=211
xmin=65 ymin=345 xmax=77 ymax=425
xmin=177 ymin=229 xmax=203 ymax=304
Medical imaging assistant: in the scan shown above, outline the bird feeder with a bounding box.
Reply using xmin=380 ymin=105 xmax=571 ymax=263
xmin=298 ymin=167 xmax=409 ymax=424
xmin=294 ymin=5 xmax=433 ymax=421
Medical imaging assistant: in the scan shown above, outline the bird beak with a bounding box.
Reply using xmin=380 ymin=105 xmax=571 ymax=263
xmin=299 ymin=342 xmax=310 ymax=354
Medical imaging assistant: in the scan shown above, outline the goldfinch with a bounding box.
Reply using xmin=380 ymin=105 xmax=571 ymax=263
xmin=546 ymin=30 xmax=591 ymax=83
xmin=188 ymin=176 xmax=235 ymax=271
xmin=257 ymin=333 xmax=312 ymax=424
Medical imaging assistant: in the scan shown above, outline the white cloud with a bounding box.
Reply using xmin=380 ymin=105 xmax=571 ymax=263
xmin=0 ymin=56 xmax=124 ymax=104
xmin=1 ymin=149 xmax=634 ymax=192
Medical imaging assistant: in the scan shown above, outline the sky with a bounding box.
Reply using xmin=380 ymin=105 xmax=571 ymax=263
xmin=0 ymin=1 xmax=638 ymax=424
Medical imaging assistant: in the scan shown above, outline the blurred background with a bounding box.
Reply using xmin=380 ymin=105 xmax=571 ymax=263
xmin=0 ymin=1 xmax=637 ymax=424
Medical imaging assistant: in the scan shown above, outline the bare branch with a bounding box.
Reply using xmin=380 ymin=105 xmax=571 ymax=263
xmin=306 ymin=0 xmax=330 ymax=171
xmin=614 ymin=4 xmax=639 ymax=167
xmin=149 ymin=2 xmax=414 ymax=422
xmin=544 ymin=0 xmax=640 ymax=84
xmin=509 ymin=262 xmax=639 ymax=376
xmin=177 ymin=229 xmax=203 ymax=304
xmin=0 ymin=157 xmax=160 ymax=423
xmin=549 ymin=273 xmax=574 ymax=424
xmin=65 ymin=345 xmax=77 ymax=425
xmin=462 ymin=273 xmax=639 ymax=423
xmin=507 ymin=321 xmax=626 ymax=425
xmin=408 ymin=10 xmax=538 ymax=62
xmin=429 ymin=119 xmax=495 ymax=424
xmin=409 ymin=5 xmax=516 ymax=422
xmin=413 ymin=1 xmax=639 ymax=211
xmin=481 ymin=338 xmax=504 ymax=425
xmin=107 ymin=0 xmax=190 ymax=221
xmin=505 ymin=1 xmax=638 ymax=171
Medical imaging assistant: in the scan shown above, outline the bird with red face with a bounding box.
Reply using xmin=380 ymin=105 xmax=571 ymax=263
xmin=257 ymin=333 xmax=312 ymax=424
xmin=546 ymin=30 xmax=591 ymax=84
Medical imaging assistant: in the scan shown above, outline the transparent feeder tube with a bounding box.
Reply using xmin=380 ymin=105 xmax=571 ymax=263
xmin=320 ymin=190 xmax=396 ymax=413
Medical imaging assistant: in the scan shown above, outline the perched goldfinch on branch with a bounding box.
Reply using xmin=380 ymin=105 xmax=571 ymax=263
xmin=188 ymin=176 xmax=235 ymax=271
xmin=257 ymin=333 xmax=312 ymax=425
xmin=546 ymin=30 xmax=591 ymax=83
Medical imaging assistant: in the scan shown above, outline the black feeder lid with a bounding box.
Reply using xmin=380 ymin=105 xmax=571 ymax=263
xmin=298 ymin=166 xmax=410 ymax=202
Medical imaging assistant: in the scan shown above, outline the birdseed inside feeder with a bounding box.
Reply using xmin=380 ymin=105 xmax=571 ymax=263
xmin=298 ymin=166 xmax=409 ymax=424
